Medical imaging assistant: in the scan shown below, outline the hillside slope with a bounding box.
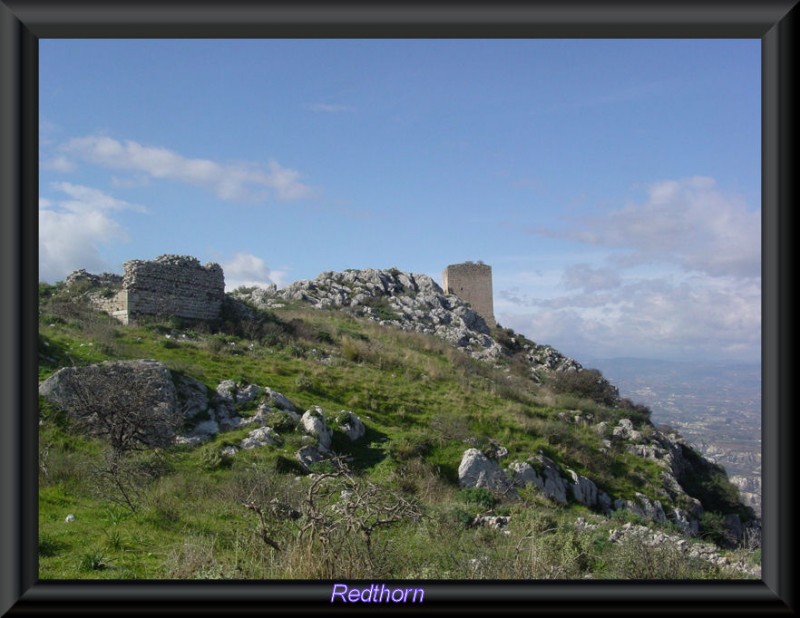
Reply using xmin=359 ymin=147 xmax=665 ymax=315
xmin=36 ymin=269 xmax=760 ymax=579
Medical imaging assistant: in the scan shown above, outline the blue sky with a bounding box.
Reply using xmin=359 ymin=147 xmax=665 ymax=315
xmin=39 ymin=39 xmax=761 ymax=363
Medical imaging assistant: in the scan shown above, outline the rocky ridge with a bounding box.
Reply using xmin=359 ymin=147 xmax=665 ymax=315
xmin=234 ymin=268 xmax=584 ymax=379
xmin=455 ymin=410 xmax=758 ymax=546
xmin=231 ymin=269 xmax=759 ymax=545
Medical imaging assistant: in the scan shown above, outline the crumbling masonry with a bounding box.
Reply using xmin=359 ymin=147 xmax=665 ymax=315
xmin=79 ymin=255 xmax=225 ymax=325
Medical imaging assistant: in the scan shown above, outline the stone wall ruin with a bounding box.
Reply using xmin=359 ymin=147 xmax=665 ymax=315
xmin=81 ymin=255 xmax=225 ymax=325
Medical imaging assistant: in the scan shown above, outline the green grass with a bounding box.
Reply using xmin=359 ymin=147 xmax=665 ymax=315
xmin=36 ymin=286 xmax=757 ymax=580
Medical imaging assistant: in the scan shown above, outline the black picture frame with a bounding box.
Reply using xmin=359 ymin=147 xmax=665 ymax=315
xmin=1 ymin=1 xmax=795 ymax=614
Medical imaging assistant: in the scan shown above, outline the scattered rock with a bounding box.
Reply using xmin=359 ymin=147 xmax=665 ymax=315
xmin=567 ymin=469 xmax=599 ymax=508
xmin=296 ymin=445 xmax=326 ymax=472
xmin=507 ymin=461 xmax=544 ymax=491
xmin=174 ymin=419 xmax=220 ymax=447
xmin=483 ymin=439 xmax=508 ymax=461
xmin=607 ymin=523 xmax=760 ymax=578
xmin=614 ymin=493 xmax=668 ymax=524
xmin=220 ymin=445 xmax=238 ymax=458
xmin=472 ymin=515 xmax=511 ymax=531
xmin=174 ymin=374 xmax=210 ymax=419
xmin=612 ymin=418 xmax=642 ymax=442
xmin=215 ymin=380 xmax=263 ymax=405
xmin=670 ymin=507 xmax=701 ymax=536
xmin=215 ymin=379 xmax=237 ymax=402
xmin=236 ymin=383 xmax=263 ymax=404
xmin=240 ymin=426 xmax=282 ymax=449
xmin=334 ymin=410 xmax=366 ymax=442
xmin=509 ymin=455 xmax=569 ymax=504
xmin=263 ymin=387 xmax=297 ymax=412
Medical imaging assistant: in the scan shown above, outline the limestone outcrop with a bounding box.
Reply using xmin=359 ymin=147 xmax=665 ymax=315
xmin=458 ymin=449 xmax=517 ymax=496
xmin=333 ymin=410 xmax=366 ymax=442
xmin=39 ymin=359 xmax=182 ymax=448
xmin=234 ymin=267 xmax=586 ymax=377
xmin=300 ymin=407 xmax=334 ymax=451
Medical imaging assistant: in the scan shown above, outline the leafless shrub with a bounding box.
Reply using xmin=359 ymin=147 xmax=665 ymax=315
xmin=52 ymin=366 xmax=182 ymax=456
xmin=240 ymin=458 xmax=421 ymax=577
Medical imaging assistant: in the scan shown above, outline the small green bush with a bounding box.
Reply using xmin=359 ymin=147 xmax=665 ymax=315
xmin=295 ymin=373 xmax=313 ymax=392
xmin=551 ymin=369 xmax=620 ymax=407
xmin=39 ymin=533 xmax=62 ymax=558
xmin=388 ymin=434 xmax=433 ymax=461
xmin=199 ymin=444 xmax=226 ymax=471
xmin=265 ymin=411 xmax=297 ymax=432
xmin=78 ymin=549 xmax=109 ymax=572
xmin=459 ymin=487 xmax=497 ymax=511
xmin=699 ymin=511 xmax=736 ymax=547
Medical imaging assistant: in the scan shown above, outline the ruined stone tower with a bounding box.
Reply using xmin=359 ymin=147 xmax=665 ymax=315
xmin=441 ymin=262 xmax=495 ymax=328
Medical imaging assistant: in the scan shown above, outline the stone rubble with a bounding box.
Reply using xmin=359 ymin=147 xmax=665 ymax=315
xmin=471 ymin=514 xmax=511 ymax=532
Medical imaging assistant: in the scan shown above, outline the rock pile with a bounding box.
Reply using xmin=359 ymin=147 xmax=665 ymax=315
xmin=457 ymin=414 xmax=756 ymax=546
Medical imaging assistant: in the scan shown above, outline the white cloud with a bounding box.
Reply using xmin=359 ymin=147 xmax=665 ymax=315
xmin=222 ymin=252 xmax=287 ymax=292
xmin=110 ymin=175 xmax=151 ymax=189
xmin=39 ymin=183 xmax=143 ymax=282
xmin=266 ymin=160 xmax=313 ymax=201
xmin=60 ymin=135 xmax=313 ymax=202
xmin=537 ymin=176 xmax=760 ymax=279
xmin=50 ymin=182 xmax=147 ymax=214
xmin=41 ymin=155 xmax=76 ymax=172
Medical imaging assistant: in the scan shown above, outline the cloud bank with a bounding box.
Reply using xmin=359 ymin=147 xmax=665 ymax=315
xmin=503 ymin=177 xmax=761 ymax=362
xmin=537 ymin=176 xmax=760 ymax=279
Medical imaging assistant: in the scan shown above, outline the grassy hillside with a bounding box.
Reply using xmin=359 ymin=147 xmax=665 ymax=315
xmin=37 ymin=283 xmax=758 ymax=579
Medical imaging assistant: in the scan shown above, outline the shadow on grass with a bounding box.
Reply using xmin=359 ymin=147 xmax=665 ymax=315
xmin=330 ymin=425 xmax=390 ymax=472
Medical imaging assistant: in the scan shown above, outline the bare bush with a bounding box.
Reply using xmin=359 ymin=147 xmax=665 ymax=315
xmin=46 ymin=362 xmax=182 ymax=455
xmin=240 ymin=459 xmax=421 ymax=577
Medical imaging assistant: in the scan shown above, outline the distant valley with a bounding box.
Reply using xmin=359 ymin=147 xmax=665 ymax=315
xmin=586 ymin=357 xmax=761 ymax=515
